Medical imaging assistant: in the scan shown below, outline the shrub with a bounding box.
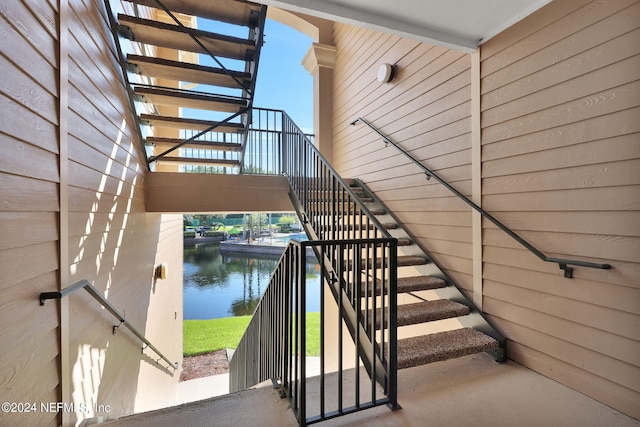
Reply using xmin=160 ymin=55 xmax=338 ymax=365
xmin=183 ymin=231 xmax=196 ymax=238
xmin=204 ymin=230 xmax=227 ymax=238
xmin=278 ymin=215 xmax=297 ymax=233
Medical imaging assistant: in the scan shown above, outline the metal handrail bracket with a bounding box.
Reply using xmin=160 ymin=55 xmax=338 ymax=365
xmin=351 ymin=117 xmax=612 ymax=278
xmin=41 ymin=280 xmax=178 ymax=370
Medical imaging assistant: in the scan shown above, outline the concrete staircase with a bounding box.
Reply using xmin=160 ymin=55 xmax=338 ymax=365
xmin=344 ymin=178 xmax=506 ymax=369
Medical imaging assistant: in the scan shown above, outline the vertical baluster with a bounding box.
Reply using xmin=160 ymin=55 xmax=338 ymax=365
xmin=337 ymin=243 xmax=344 ymax=415
xmin=371 ymin=239 xmax=377 ymax=404
xmin=299 ymin=243 xmax=307 ymax=425
xmin=388 ymin=239 xmax=398 ymax=409
xmin=319 ymin=243 xmax=325 ymax=420
xmin=354 ymin=242 xmax=361 ymax=409
xmin=292 ymin=244 xmax=299 ymax=417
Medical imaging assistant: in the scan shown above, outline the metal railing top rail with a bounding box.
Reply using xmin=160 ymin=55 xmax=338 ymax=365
xmin=282 ymin=111 xmax=393 ymax=240
xmin=351 ymin=117 xmax=612 ymax=278
xmin=40 ymin=280 xmax=178 ymax=370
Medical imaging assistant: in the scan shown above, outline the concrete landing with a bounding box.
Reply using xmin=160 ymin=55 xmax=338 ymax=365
xmin=105 ymin=353 xmax=639 ymax=427
xmin=177 ymin=373 xmax=230 ymax=404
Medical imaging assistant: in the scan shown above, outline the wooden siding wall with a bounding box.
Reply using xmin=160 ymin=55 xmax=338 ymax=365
xmin=0 ymin=1 xmax=61 ymax=425
xmin=480 ymin=0 xmax=640 ymax=418
xmin=330 ymin=0 xmax=639 ymax=419
xmin=332 ymin=24 xmax=476 ymax=297
xmin=0 ymin=1 xmax=183 ymax=425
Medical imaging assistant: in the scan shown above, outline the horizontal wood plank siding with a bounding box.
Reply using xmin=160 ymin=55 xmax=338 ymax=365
xmin=0 ymin=0 xmax=60 ymax=425
xmin=480 ymin=0 xmax=640 ymax=418
xmin=1 ymin=0 xmax=182 ymax=425
xmin=64 ymin=0 xmax=181 ymax=422
xmin=332 ymin=24 xmax=475 ymax=295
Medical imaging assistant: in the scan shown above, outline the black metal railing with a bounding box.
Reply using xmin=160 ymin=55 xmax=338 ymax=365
xmin=243 ymin=108 xmax=314 ymax=175
xmin=231 ymin=109 xmax=401 ymax=424
xmin=229 ymin=238 xmax=398 ymax=426
xmin=40 ymin=280 xmax=178 ymax=370
xmin=351 ymin=117 xmax=612 ymax=278
xmin=281 ymin=111 xmax=392 ymax=244
xmin=176 ymin=108 xmax=312 ymax=174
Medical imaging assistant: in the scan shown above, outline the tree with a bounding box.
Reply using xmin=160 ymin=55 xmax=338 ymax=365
xmin=278 ymin=214 xmax=298 ymax=232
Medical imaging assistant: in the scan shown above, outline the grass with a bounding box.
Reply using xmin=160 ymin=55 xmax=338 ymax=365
xmin=184 ymin=313 xmax=321 ymax=357
xmin=183 ymin=316 xmax=251 ymax=356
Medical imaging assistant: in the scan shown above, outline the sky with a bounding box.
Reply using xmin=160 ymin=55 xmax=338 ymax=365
xmin=194 ymin=18 xmax=314 ymax=133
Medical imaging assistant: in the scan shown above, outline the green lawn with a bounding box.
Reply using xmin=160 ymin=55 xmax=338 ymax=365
xmin=184 ymin=313 xmax=321 ymax=357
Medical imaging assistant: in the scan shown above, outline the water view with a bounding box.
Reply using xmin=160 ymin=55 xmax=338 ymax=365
xmin=183 ymin=243 xmax=321 ymax=319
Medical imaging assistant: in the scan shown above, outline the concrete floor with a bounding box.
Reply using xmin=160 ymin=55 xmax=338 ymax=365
xmin=105 ymin=353 xmax=639 ymax=427
xmin=176 ymin=373 xmax=231 ymax=404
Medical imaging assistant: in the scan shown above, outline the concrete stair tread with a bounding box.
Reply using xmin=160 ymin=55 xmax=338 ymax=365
xmin=396 ymin=255 xmax=427 ymax=267
xmin=397 ymin=328 xmax=500 ymax=369
xmin=351 ymin=255 xmax=426 ymax=270
xmin=397 ymin=238 xmax=412 ymax=246
xmin=369 ymin=300 xmax=470 ymax=328
xmin=398 ymin=275 xmax=446 ymax=292
xmin=363 ymin=275 xmax=446 ymax=295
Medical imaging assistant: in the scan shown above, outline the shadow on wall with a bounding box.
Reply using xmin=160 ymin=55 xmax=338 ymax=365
xmin=66 ymin=111 xmax=179 ymax=423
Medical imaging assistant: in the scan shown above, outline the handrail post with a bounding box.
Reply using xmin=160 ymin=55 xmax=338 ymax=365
xmin=280 ymin=114 xmax=289 ymax=175
xmin=387 ymin=240 xmax=400 ymax=409
xmin=299 ymin=242 xmax=307 ymax=426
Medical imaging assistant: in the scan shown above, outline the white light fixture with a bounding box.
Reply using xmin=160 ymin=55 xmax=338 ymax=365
xmin=377 ymin=63 xmax=396 ymax=83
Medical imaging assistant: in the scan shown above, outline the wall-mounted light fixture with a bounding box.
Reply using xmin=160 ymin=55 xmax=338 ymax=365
xmin=154 ymin=263 xmax=168 ymax=280
xmin=377 ymin=63 xmax=396 ymax=83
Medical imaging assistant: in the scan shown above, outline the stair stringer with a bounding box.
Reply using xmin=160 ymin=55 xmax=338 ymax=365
xmin=353 ymin=179 xmax=507 ymax=362
xmin=238 ymin=4 xmax=267 ymax=173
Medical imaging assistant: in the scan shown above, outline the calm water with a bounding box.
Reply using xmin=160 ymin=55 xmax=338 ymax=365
xmin=183 ymin=243 xmax=320 ymax=319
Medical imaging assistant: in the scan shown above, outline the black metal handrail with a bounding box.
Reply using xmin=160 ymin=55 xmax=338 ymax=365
xmin=40 ymin=280 xmax=178 ymax=370
xmin=351 ymin=117 xmax=612 ymax=278
xmin=229 ymin=239 xmax=398 ymax=426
